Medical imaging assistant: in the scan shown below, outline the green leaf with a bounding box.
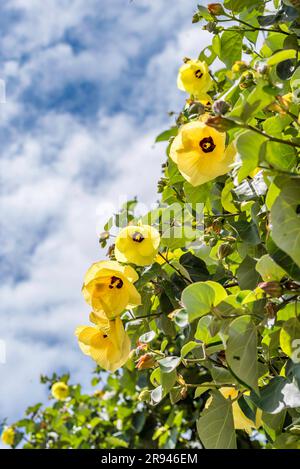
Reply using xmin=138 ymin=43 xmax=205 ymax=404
xmin=263 ymin=114 xmax=292 ymax=137
xmin=250 ymin=376 xmax=300 ymax=414
xmin=105 ymin=436 xmax=129 ymax=448
xmin=271 ymin=179 xmax=300 ymax=267
xmin=139 ymin=331 xmax=156 ymax=343
xmin=274 ymin=433 xmax=300 ymax=449
xmin=150 ymin=385 xmax=163 ymax=405
xmin=267 ymin=49 xmax=298 ymax=66
xmin=158 ymin=356 xmax=181 ymax=373
xmin=194 ymin=386 xmax=211 ymax=398
xmin=255 ymin=254 xmax=286 ymax=281
xmin=158 ymin=357 xmax=180 ymax=396
xmin=280 ymin=318 xmax=300 ymax=360
xmin=179 ymin=252 xmax=210 ymax=282
xmin=236 ymin=255 xmax=261 ymax=290
xmin=181 ymin=341 xmax=204 ymax=358
xmin=219 ymin=31 xmax=243 ymax=68
xmin=183 ymin=181 xmax=210 ymax=204
xmin=236 ymin=130 xmax=267 ymax=182
xmin=155 ymin=127 xmax=178 ymax=142
xmin=197 ymin=390 xmax=236 ymax=449
xmin=182 ymin=281 xmax=227 ymax=322
xmin=195 ymin=316 xmax=220 ymax=345
xmin=226 ymin=315 xmax=259 ymax=393
xmin=267 ymin=236 xmax=300 ymax=281
xmin=265 ymin=141 xmax=296 ymax=172
xmin=262 ymin=410 xmax=286 ymax=442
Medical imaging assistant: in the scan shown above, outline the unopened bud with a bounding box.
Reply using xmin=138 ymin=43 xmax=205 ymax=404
xmin=212 ymin=100 xmax=230 ymax=116
xmin=258 ymin=281 xmax=282 ymax=298
xmin=217 ymin=243 xmax=234 ymax=260
xmin=138 ymin=389 xmax=151 ymax=402
xmin=187 ymin=102 xmax=205 ymax=117
xmin=99 ymin=231 xmax=110 ymax=247
xmin=204 ymin=22 xmax=219 ymax=34
xmin=239 ymin=71 xmax=255 ymax=89
xmin=157 ymin=177 xmax=167 ymax=193
xmin=232 ymin=61 xmax=248 ymax=73
xmin=208 ymin=3 xmax=224 ymax=15
xmin=106 ymin=244 xmax=115 ymax=260
xmin=136 ymin=353 xmax=157 ymax=370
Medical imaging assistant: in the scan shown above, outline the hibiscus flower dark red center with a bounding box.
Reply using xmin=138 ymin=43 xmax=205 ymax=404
xmin=199 ymin=136 xmax=216 ymax=153
xmin=109 ymin=276 xmax=123 ymax=289
xmin=194 ymin=69 xmax=203 ymax=79
xmin=132 ymin=231 xmax=145 ymax=243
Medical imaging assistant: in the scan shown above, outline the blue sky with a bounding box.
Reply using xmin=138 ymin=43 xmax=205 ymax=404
xmin=0 ymin=0 xmax=210 ymax=427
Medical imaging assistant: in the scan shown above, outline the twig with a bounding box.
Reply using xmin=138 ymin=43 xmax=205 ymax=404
xmin=158 ymin=252 xmax=192 ymax=284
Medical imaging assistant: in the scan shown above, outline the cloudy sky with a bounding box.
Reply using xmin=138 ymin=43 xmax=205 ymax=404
xmin=0 ymin=0 xmax=211 ymax=426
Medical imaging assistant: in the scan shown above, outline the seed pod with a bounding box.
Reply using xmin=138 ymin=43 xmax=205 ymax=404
xmin=209 ymin=238 xmax=218 ymax=247
xmin=212 ymin=99 xmax=230 ymax=116
xmin=217 ymin=243 xmax=234 ymax=260
xmin=258 ymin=281 xmax=283 ymax=298
xmin=187 ymin=102 xmax=205 ymax=117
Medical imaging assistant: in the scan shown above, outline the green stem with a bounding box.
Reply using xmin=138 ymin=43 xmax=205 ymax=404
xmin=126 ymin=312 xmax=163 ymax=322
xmin=186 ymin=383 xmax=235 ymax=388
xmin=158 ymin=252 xmax=192 ymax=284
xmin=223 ymin=14 xmax=292 ymax=37
xmin=244 ymin=123 xmax=300 ymax=149
xmin=258 ymin=166 xmax=300 ymax=177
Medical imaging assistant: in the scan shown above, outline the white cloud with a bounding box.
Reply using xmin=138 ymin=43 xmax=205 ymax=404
xmin=0 ymin=0 xmax=211 ymax=426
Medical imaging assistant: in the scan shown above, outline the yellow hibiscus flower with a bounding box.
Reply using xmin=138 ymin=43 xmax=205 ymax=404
xmin=51 ymin=381 xmax=69 ymax=400
xmin=75 ymin=316 xmax=131 ymax=372
xmin=177 ymin=59 xmax=213 ymax=99
xmin=206 ymin=387 xmax=262 ymax=434
xmin=115 ymin=225 xmax=160 ymax=266
xmin=1 ymin=426 xmax=15 ymax=446
xmin=82 ymin=260 xmax=141 ymax=318
xmin=170 ymin=121 xmax=235 ymax=186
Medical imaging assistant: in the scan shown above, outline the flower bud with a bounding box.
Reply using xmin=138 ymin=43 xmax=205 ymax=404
xmin=212 ymin=99 xmax=230 ymax=116
xmin=231 ymin=61 xmax=248 ymax=73
xmin=217 ymin=243 xmax=234 ymax=260
xmin=204 ymin=22 xmax=219 ymax=34
xmin=187 ymin=102 xmax=205 ymax=117
xmin=136 ymin=353 xmax=157 ymax=370
xmin=99 ymin=231 xmax=110 ymax=247
xmin=239 ymin=71 xmax=255 ymax=89
xmin=138 ymin=389 xmax=151 ymax=402
xmin=209 ymin=238 xmax=218 ymax=247
xmin=157 ymin=177 xmax=167 ymax=193
xmin=258 ymin=281 xmax=283 ymax=298
xmin=106 ymin=244 xmax=116 ymax=260
xmin=208 ymin=3 xmax=224 ymax=15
